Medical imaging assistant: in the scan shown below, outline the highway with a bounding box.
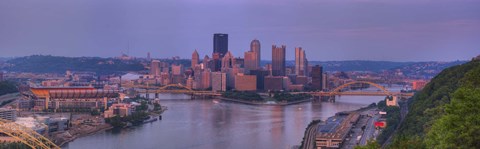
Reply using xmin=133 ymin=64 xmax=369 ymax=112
xmin=302 ymin=122 xmax=318 ymax=149
xmin=360 ymin=113 xmax=380 ymax=145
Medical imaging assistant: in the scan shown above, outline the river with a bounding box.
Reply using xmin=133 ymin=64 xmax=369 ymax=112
xmin=63 ymin=86 xmax=400 ymax=149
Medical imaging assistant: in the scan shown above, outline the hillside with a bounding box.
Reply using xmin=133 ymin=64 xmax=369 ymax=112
xmin=2 ymin=55 xmax=145 ymax=75
xmin=389 ymin=59 xmax=480 ymax=148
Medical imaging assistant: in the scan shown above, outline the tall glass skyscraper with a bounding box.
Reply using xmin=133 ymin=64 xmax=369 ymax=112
xmin=213 ymin=33 xmax=228 ymax=58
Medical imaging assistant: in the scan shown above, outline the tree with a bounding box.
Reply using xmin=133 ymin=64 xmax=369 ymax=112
xmin=425 ymin=87 xmax=480 ymax=148
xmin=355 ymin=140 xmax=380 ymax=149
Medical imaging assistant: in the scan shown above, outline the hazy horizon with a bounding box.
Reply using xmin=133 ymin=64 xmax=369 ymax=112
xmin=1 ymin=0 xmax=479 ymax=61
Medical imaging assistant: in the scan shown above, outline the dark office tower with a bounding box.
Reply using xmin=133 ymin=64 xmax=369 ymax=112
xmin=250 ymin=39 xmax=261 ymax=69
xmin=311 ymin=65 xmax=323 ymax=91
xmin=272 ymin=45 xmax=286 ymax=76
xmin=192 ymin=50 xmax=199 ymax=68
xmin=213 ymin=33 xmax=228 ymax=58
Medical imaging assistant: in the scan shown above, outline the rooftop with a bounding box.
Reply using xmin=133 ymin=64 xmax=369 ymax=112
xmin=316 ymin=112 xmax=360 ymax=140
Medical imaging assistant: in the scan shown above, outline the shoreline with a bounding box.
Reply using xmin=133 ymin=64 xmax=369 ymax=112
xmin=57 ymin=106 xmax=168 ymax=147
xmin=58 ymin=124 xmax=113 ymax=147
xmin=219 ymin=97 xmax=312 ymax=106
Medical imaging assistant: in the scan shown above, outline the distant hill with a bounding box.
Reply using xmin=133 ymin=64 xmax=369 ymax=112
xmin=307 ymin=61 xmax=414 ymax=72
xmin=1 ymin=55 xmax=145 ymax=75
xmin=282 ymin=60 xmax=465 ymax=73
xmin=389 ymin=59 xmax=480 ymax=148
xmin=0 ymin=55 xmax=467 ymax=75
xmin=389 ymin=61 xmax=466 ymax=78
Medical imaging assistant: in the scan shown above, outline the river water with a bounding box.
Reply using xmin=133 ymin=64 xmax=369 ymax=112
xmin=63 ymin=87 xmax=399 ymax=149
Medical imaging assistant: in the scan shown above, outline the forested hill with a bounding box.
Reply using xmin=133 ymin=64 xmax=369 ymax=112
xmin=2 ymin=55 xmax=145 ymax=74
xmin=390 ymin=59 xmax=480 ymax=148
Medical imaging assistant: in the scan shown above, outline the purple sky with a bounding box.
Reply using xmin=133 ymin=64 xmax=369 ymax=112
xmin=0 ymin=0 xmax=479 ymax=61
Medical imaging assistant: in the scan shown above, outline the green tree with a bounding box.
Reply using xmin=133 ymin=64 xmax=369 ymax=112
xmin=355 ymin=140 xmax=380 ymax=149
xmin=425 ymin=87 xmax=480 ymax=148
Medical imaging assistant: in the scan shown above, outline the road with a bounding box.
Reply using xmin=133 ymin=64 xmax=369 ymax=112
xmin=341 ymin=108 xmax=378 ymax=149
xmin=302 ymin=122 xmax=318 ymax=149
xmin=360 ymin=114 xmax=380 ymax=145
xmin=0 ymin=93 xmax=20 ymax=107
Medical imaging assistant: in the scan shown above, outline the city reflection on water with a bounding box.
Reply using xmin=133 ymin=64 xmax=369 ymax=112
xmin=64 ymin=92 xmax=387 ymax=149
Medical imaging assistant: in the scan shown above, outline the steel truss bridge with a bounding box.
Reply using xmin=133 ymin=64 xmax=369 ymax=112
xmin=0 ymin=118 xmax=60 ymax=149
xmin=130 ymin=81 xmax=413 ymax=98
xmin=136 ymin=84 xmax=221 ymax=96
xmin=297 ymin=81 xmax=414 ymax=97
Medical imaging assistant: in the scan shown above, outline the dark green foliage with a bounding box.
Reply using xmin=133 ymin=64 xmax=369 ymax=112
xmin=355 ymin=140 xmax=381 ymax=149
xmin=105 ymin=111 xmax=150 ymax=128
xmin=425 ymin=88 xmax=480 ymax=148
xmin=222 ymin=91 xmax=263 ymax=101
xmin=390 ymin=60 xmax=480 ymax=148
xmin=135 ymin=101 xmax=148 ymax=112
xmin=397 ymin=61 xmax=480 ymax=137
xmin=376 ymin=101 xmax=401 ymax=144
xmin=90 ymin=109 xmax=101 ymax=116
xmin=273 ymin=92 xmax=312 ymax=102
xmin=0 ymin=81 xmax=18 ymax=96
xmin=4 ymin=55 xmax=145 ymax=74
xmin=153 ymin=103 xmax=161 ymax=111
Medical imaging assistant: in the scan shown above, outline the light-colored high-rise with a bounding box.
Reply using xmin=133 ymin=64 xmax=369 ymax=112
xmin=192 ymin=50 xmax=199 ymax=68
xmin=203 ymin=55 xmax=210 ymax=69
xmin=150 ymin=60 xmax=161 ymax=76
xmin=221 ymin=51 xmax=235 ymax=69
xmin=234 ymin=73 xmax=257 ymax=91
xmin=295 ymin=47 xmax=308 ymax=76
xmin=211 ymin=72 xmax=226 ymax=92
xmin=171 ymin=64 xmax=184 ymax=75
xmin=250 ymin=39 xmax=261 ymax=69
xmin=244 ymin=51 xmax=256 ymax=72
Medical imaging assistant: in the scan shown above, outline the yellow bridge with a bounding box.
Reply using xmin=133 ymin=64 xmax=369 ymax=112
xmin=297 ymin=81 xmax=414 ymax=97
xmin=0 ymin=118 xmax=60 ymax=149
xmin=129 ymin=81 xmax=413 ymax=98
xmin=135 ymin=84 xmax=221 ymax=96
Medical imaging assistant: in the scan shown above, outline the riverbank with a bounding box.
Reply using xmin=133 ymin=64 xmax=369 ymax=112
xmin=56 ymin=105 xmax=168 ymax=147
xmin=56 ymin=123 xmax=113 ymax=147
xmin=219 ymin=97 xmax=312 ymax=106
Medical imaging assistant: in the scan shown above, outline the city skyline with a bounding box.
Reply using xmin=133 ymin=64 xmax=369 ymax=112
xmin=0 ymin=0 xmax=479 ymax=61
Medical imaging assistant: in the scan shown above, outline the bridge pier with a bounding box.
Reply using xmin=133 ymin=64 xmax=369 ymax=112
xmin=329 ymin=96 xmax=336 ymax=102
xmin=313 ymin=96 xmax=321 ymax=103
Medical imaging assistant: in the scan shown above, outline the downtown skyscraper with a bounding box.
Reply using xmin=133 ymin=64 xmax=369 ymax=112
xmin=295 ymin=47 xmax=308 ymax=76
xmin=191 ymin=49 xmax=199 ymax=68
xmin=213 ymin=33 xmax=228 ymax=58
xmin=311 ymin=65 xmax=323 ymax=91
xmin=245 ymin=39 xmax=261 ymax=72
xmin=250 ymin=39 xmax=261 ymax=69
xmin=272 ymin=45 xmax=286 ymax=76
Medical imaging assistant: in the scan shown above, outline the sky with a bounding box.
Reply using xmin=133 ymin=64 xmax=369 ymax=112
xmin=0 ymin=0 xmax=479 ymax=61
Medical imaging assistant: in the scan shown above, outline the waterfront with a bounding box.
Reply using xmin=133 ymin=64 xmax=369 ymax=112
xmin=62 ymin=91 xmax=388 ymax=149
